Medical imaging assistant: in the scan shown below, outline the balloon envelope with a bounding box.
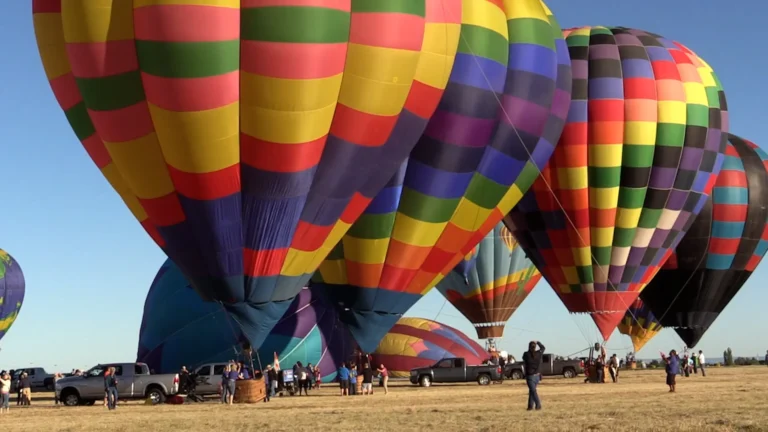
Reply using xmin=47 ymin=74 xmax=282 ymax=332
xmin=640 ymin=134 xmax=768 ymax=347
xmin=436 ymin=223 xmax=541 ymax=339
xmin=616 ymin=298 xmax=662 ymax=353
xmin=0 ymin=250 xmax=25 ymax=342
xmin=313 ymin=0 xmax=572 ymax=353
xmin=371 ymin=317 xmax=487 ymax=378
xmin=33 ymin=0 xmax=463 ymax=348
xmin=505 ymin=26 xmax=728 ymax=340
xmin=137 ymin=259 xmax=354 ymax=381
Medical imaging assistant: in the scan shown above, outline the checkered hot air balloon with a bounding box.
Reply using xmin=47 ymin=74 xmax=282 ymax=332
xmin=640 ymin=134 xmax=768 ymax=348
xmin=436 ymin=223 xmax=541 ymax=339
xmin=0 ymin=250 xmax=25 ymax=343
xmin=504 ymin=27 xmax=729 ymax=341
xmin=312 ymin=0 xmax=572 ymax=353
xmin=33 ymin=0 xmax=467 ymax=348
xmin=617 ymin=298 xmax=662 ymax=353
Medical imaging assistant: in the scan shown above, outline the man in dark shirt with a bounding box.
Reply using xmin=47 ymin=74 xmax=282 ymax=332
xmin=361 ymin=363 xmax=373 ymax=395
xmin=522 ymin=340 xmax=545 ymax=410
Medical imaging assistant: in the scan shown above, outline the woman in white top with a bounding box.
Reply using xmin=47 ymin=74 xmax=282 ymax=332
xmin=0 ymin=371 xmax=11 ymax=413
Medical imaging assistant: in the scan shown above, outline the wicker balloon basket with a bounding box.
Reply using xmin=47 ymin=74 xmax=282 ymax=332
xmin=233 ymin=377 xmax=266 ymax=404
xmin=356 ymin=375 xmax=363 ymax=394
xmin=587 ymin=365 xmax=610 ymax=383
xmin=627 ymin=361 xmax=637 ymax=370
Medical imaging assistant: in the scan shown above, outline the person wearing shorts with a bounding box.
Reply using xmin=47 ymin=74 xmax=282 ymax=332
xmin=361 ymin=363 xmax=373 ymax=395
xmin=337 ymin=362 xmax=350 ymax=396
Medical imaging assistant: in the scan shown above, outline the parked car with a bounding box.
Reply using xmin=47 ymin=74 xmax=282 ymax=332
xmin=409 ymin=357 xmax=503 ymax=387
xmin=55 ymin=362 xmax=178 ymax=406
xmin=11 ymin=367 xmax=53 ymax=390
xmin=504 ymin=354 xmax=585 ymax=379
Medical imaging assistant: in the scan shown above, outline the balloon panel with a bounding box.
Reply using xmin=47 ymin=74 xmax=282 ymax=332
xmin=505 ymin=26 xmax=728 ymax=340
xmin=0 ymin=250 xmax=25 ymax=342
xmin=436 ymin=223 xmax=541 ymax=339
xmin=640 ymin=135 xmax=768 ymax=347
xmin=137 ymin=260 xmax=354 ymax=382
xmin=32 ymin=0 xmax=462 ymax=348
xmin=313 ymin=0 xmax=572 ymax=353
xmin=616 ymin=298 xmax=661 ymax=353
xmin=371 ymin=317 xmax=486 ymax=378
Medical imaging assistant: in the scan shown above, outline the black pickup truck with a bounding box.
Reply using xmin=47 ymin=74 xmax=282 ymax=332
xmin=409 ymin=357 xmax=503 ymax=387
xmin=504 ymin=354 xmax=585 ymax=379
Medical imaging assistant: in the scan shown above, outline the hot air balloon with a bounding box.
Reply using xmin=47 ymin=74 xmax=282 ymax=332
xmin=32 ymin=0 xmax=462 ymax=348
xmin=137 ymin=259 xmax=354 ymax=381
xmin=617 ymin=298 xmax=662 ymax=353
xmin=371 ymin=317 xmax=487 ymax=378
xmin=504 ymin=26 xmax=728 ymax=341
xmin=640 ymin=134 xmax=767 ymax=347
xmin=0 ymin=250 xmax=25 ymax=342
xmin=435 ymin=223 xmax=541 ymax=341
xmin=312 ymin=0 xmax=572 ymax=353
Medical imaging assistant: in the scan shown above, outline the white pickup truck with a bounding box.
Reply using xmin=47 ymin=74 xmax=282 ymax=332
xmin=55 ymin=362 xmax=178 ymax=406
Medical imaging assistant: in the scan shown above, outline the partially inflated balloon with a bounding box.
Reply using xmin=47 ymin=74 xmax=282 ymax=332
xmin=33 ymin=0 xmax=463 ymax=347
xmin=0 ymin=250 xmax=25 ymax=342
xmin=371 ymin=317 xmax=486 ymax=378
xmin=617 ymin=298 xmax=661 ymax=353
xmin=505 ymin=27 xmax=728 ymax=340
xmin=640 ymin=134 xmax=767 ymax=347
xmin=313 ymin=0 xmax=572 ymax=353
xmin=137 ymin=259 xmax=353 ymax=381
xmin=436 ymin=223 xmax=541 ymax=339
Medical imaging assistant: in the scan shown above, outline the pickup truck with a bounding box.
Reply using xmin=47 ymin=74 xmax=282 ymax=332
xmin=11 ymin=367 xmax=53 ymax=390
xmin=504 ymin=354 xmax=585 ymax=379
xmin=192 ymin=363 xmax=231 ymax=396
xmin=55 ymin=362 xmax=179 ymax=406
xmin=409 ymin=357 xmax=503 ymax=387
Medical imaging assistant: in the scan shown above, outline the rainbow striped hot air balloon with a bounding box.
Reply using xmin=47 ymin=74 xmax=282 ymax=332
xmin=641 ymin=134 xmax=768 ymax=347
xmin=312 ymin=0 xmax=572 ymax=354
xmin=505 ymin=27 xmax=728 ymax=340
xmin=0 ymin=250 xmax=25 ymax=342
xmin=617 ymin=298 xmax=662 ymax=353
xmin=138 ymin=259 xmax=354 ymax=381
xmin=33 ymin=0 xmax=464 ymax=348
xmin=436 ymin=223 xmax=541 ymax=339
xmin=371 ymin=317 xmax=487 ymax=378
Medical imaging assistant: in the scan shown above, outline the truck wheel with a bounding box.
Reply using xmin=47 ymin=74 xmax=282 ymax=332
xmin=511 ymin=370 xmax=524 ymax=380
xmin=419 ymin=376 xmax=431 ymax=388
xmin=61 ymin=390 xmax=81 ymax=407
xmin=563 ymin=368 xmax=575 ymax=378
xmin=146 ymin=386 xmax=166 ymax=405
xmin=477 ymin=374 xmax=491 ymax=386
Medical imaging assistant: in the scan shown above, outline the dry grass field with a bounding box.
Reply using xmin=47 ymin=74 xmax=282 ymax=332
xmin=3 ymin=367 xmax=767 ymax=432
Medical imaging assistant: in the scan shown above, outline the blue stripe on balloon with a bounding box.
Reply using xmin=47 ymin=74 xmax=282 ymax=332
xmin=754 ymin=239 xmax=768 ymax=258
xmin=588 ymin=77 xmax=624 ymax=99
xmin=721 ymin=155 xmax=745 ymax=171
xmin=365 ymin=185 xmax=403 ymax=214
xmin=712 ymin=187 xmax=748 ymax=205
xmin=508 ymin=44 xmax=557 ymax=79
xmin=449 ymin=53 xmax=507 ymax=93
xmin=566 ymin=99 xmax=587 ymax=123
xmin=404 ymin=159 xmax=474 ymax=199
xmin=620 ymin=59 xmax=655 ymax=78
xmin=476 ymin=145 xmax=527 ymax=185
xmin=711 ymin=221 xmax=745 ymax=239
xmin=705 ymin=253 xmax=735 ymax=270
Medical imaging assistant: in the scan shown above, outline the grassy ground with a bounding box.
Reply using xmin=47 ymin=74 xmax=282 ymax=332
xmin=4 ymin=366 xmax=767 ymax=431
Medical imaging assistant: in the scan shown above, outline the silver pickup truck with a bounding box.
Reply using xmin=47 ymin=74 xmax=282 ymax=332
xmin=55 ymin=362 xmax=178 ymax=406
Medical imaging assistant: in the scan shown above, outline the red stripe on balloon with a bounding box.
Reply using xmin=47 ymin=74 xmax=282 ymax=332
xmin=241 ymin=134 xmax=325 ymax=173
xmin=139 ymin=193 xmax=186 ymax=227
xmin=167 ymin=164 xmax=241 ymax=200
xmin=243 ymin=248 xmax=288 ymax=277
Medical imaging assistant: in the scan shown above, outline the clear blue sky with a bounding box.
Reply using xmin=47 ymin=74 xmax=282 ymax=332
xmin=1 ymin=1 xmax=765 ymax=371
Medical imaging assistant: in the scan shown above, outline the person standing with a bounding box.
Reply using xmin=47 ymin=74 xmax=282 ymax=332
xmin=0 ymin=371 xmax=10 ymax=413
xmin=698 ymin=350 xmax=706 ymax=377
xmin=267 ymin=365 xmax=278 ymax=398
xmin=226 ymin=364 xmax=239 ymax=404
xmin=19 ymin=372 xmax=32 ymax=406
xmin=348 ymin=365 xmax=358 ymax=396
xmin=376 ymin=364 xmax=389 ymax=395
xmin=595 ymin=353 xmax=605 ymax=384
xmin=523 ymin=340 xmax=545 ymax=411
xmin=53 ymin=372 xmax=63 ymax=405
xmin=338 ymin=362 xmax=350 ymax=396
xmin=361 ymin=363 xmax=373 ymax=395
xmin=609 ymin=354 xmax=619 ymax=383
xmin=662 ymin=350 xmax=680 ymax=392
xmin=105 ymin=367 xmax=118 ymax=410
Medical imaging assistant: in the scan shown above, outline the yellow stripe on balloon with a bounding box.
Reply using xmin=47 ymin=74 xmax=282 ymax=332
xmin=682 ymin=81 xmax=709 ymax=107
xmin=574 ymin=247 xmax=591 ymax=267
xmin=148 ymin=102 xmax=239 ymax=173
xmin=33 ymin=15 xmax=70 ymax=79
xmin=624 ymin=122 xmax=657 ymax=146
xmin=591 ymin=227 xmax=614 ymax=248
xmin=451 ymin=199 xmax=493 ymax=232
xmin=556 ymin=167 xmax=588 ymax=190
xmin=315 ymin=261 xmax=348 ymax=285
xmin=590 ymin=187 xmax=619 ymax=210
xmin=495 ymin=184 xmax=524 ymax=215
xmin=588 ymin=144 xmax=622 ymax=167
xmin=337 ymin=44 xmax=420 ymax=116
xmin=503 ymin=0 xmax=548 ymax=21
xmin=462 ymin=0 xmax=508 ymax=40
xmin=615 ymin=207 xmax=642 ymax=228
xmin=134 ymin=0 xmax=239 ymax=7
xmin=240 ymin=102 xmax=337 ymax=145
xmin=61 ymin=0 xmax=134 ymax=43
xmin=341 ymin=238 xmax=389 ymax=265
xmin=657 ymin=100 xmax=686 ymax=124
xmin=102 ymin=164 xmax=149 ymax=220
xmin=104 ymin=134 xmax=175 ymax=197
xmin=391 ymin=214 xmax=445 ymax=247
xmin=413 ymin=23 xmax=460 ymax=89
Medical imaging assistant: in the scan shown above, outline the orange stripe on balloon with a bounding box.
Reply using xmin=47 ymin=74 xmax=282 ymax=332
xmin=244 ymin=248 xmax=288 ymax=277
xmin=139 ymin=193 xmax=186 ymax=226
xmin=240 ymin=133 xmax=325 ymax=172
xmin=346 ymin=262 xmax=384 ymax=288
xmin=48 ymin=72 xmax=82 ymax=110
xmin=349 ymin=13 xmax=425 ymax=51
xmin=380 ymin=265 xmax=418 ymax=291
xmin=403 ymin=269 xmax=436 ymax=294
xmin=141 ymin=71 xmax=239 ymax=111
xmin=167 ymin=164 xmax=241 ymax=200
xmin=290 ymin=222 xmax=334 ymax=251
xmin=81 ymin=135 xmax=112 ymax=168
xmin=65 ymin=41 xmax=138 ymax=78
xmin=134 ymin=5 xmax=240 ymax=42
xmin=241 ymin=0 xmax=351 ymax=10
xmin=329 ymin=105 xmax=398 ymax=146
xmin=240 ymin=41 xmax=347 ymax=79
xmin=339 ymin=193 xmax=371 ymax=222
xmin=87 ymin=103 xmax=154 ymax=142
